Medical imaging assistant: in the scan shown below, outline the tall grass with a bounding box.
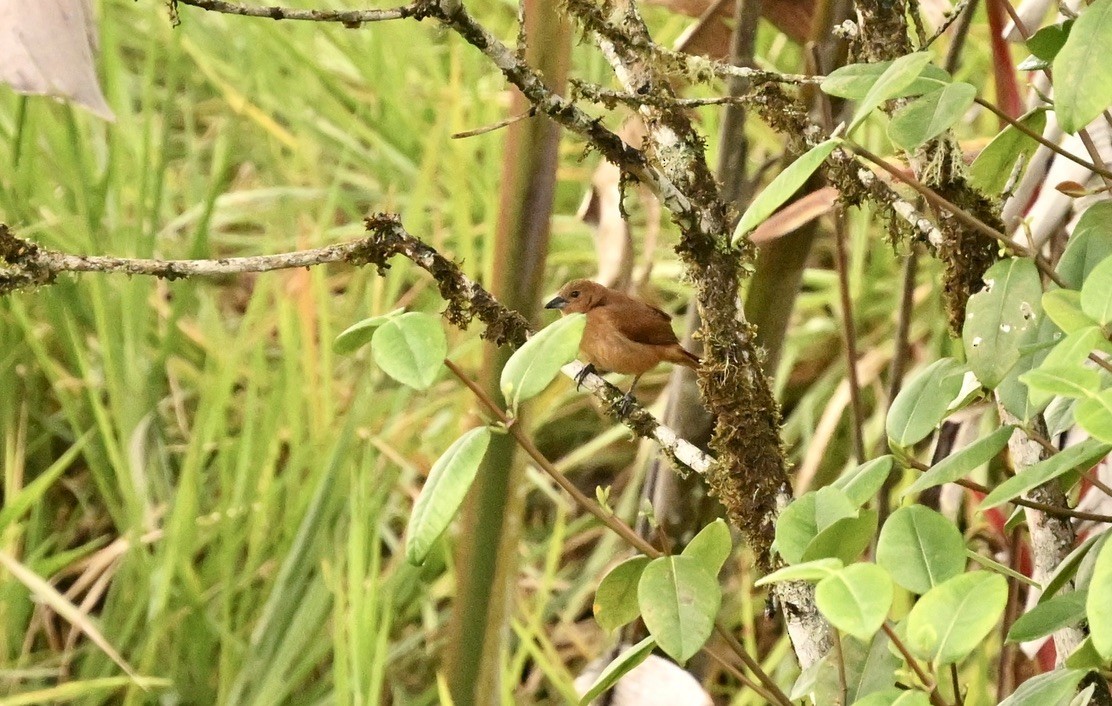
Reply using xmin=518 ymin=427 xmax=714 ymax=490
xmin=0 ymin=0 xmax=980 ymax=703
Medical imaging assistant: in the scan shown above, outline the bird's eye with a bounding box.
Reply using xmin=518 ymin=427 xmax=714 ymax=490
xmin=570 ymin=290 xmax=580 ymax=298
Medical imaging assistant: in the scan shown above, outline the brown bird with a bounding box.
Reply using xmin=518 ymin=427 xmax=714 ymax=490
xmin=545 ymin=279 xmax=700 ymax=413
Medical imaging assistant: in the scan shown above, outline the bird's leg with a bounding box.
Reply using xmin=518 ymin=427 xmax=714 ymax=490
xmin=574 ymin=363 xmax=598 ymax=390
xmin=618 ymin=375 xmax=642 ymax=417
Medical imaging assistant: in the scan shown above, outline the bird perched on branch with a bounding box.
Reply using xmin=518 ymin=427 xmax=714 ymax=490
xmin=545 ymin=279 xmax=700 ymax=414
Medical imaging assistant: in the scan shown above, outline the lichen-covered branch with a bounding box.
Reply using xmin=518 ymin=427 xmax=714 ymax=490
xmin=0 ymin=219 xmax=713 ymax=475
xmin=176 ymin=0 xmax=422 ymax=23
xmin=998 ymin=409 xmax=1085 ymax=663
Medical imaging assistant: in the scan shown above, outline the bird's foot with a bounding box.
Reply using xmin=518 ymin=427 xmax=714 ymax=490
xmin=617 ymin=392 xmax=637 ymax=417
xmin=574 ymin=363 xmax=598 ymax=390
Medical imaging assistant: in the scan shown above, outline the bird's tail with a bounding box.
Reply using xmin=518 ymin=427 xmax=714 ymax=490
xmin=669 ymin=345 xmax=701 ymax=369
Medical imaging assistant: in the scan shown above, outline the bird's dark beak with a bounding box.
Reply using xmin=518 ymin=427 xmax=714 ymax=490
xmin=545 ymin=295 xmax=568 ymax=310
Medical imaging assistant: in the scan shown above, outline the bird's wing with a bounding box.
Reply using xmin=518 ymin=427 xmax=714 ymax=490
xmin=600 ymin=303 xmax=681 ymax=347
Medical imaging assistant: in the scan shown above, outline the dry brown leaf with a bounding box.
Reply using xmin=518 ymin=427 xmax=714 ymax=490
xmin=750 ymin=186 xmax=839 ymax=245
xmin=645 ymin=0 xmax=815 ymax=49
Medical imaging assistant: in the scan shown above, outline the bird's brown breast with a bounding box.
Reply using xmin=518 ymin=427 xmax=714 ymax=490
xmin=580 ymin=302 xmax=682 ymax=375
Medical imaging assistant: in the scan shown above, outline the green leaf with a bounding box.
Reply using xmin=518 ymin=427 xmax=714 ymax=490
xmin=1076 ymin=390 xmax=1112 ymax=443
xmin=980 ymin=438 xmax=1112 ymax=510
xmin=906 ymin=571 xmax=1008 ymax=664
xmin=876 ymin=506 xmax=965 ymax=594
xmin=775 ymin=487 xmax=857 ymax=564
xmin=594 ymin=556 xmax=650 ymax=632
xmin=1089 ymin=534 xmax=1112 ymax=658
xmin=998 ymin=669 xmax=1087 ymax=706
xmin=1007 ymin=591 xmax=1088 ymax=642
xmin=755 ymin=558 xmax=844 ymax=586
xmin=638 ymin=555 xmax=720 ymax=664
xmin=333 ymin=309 xmax=403 ymax=354
xmin=846 ymin=632 xmax=902 ymax=703
xmin=1059 ymin=202 xmax=1112 ymax=288
xmin=1020 ymin=365 xmax=1101 ymax=399
xmin=1080 ymin=254 xmax=1112 ymax=325
xmin=405 ymin=427 xmax=492 ymax=564
xmin=733 ymin=139 xmax=838 ymax=243
xmin=815 ymin=564 xmax=893 ymax=640
xmin=834 ymin=456 xmax=895 ymax=507
xmin=891 ymin=691 xmax=933 ymax=706
xmin=500 ymin=313 xmax=586 ymax=413
xmin=965 ymin=549 xmax=1041 ymax=587
xmin=1064 ymin=636 xmax=1104 ymax=669
xmin=1053 ymin=0 xmax=1112 ymax=133
xmin=821 ymin=61 xmax=951 ymax=100
xmin=1026 ymin=326 xmax=1112 ymax=409
xmin=802 ymin=509 xmax=878 ymax=564
xmin=964 ymin=258 xmax=1044 ymax=389
xmin=1042 ymin=532 xmax=1109 ymax=603
xmin=1028 ymin=21 xmax=1075 ymax=61
xmin=576 ymin=637 xmax=655 ymax=706
xmin=969 ymin=108 xmax=1048 ymax=194
xmin=682 ymin=519 xmax=732 ymax=576
xmin=849 ymin=52 xmax=936 ymax=133
xmin=888 ymin=82 xmax=977 ymax=151
xmin=886 ymin=357 xmax=967 ymax=449
xmin=372 ymin=312 xmax=447 ymax=390
xmin=851 ymin=689 xmax=916 ymax=706
xmin=904 ymin=425 xmax=1014 ymax=496
xmin=1042 ymin=289 xmax=1099 ymax=334
xmin=997 ymin=313 xmax=1062 ymax=422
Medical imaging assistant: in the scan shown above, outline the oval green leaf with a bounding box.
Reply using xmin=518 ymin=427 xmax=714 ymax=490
xmin=1042 ymin=289 xmax=1098 ymax=334
xmin=1007 ymin=590 xmax=1088 ymax=643
xmin=904 ymin=425 xmax=1014 ymax=496
xmin=876 ymin=506 xmax=965 ymax=594
xmin=886 ymin=357 xmax=967 ymax=449
xmin=1076 ymin=390 xmax=1112 ymax=443
xmin=888 ymin=82 xmax=976 ymax=152
xmin=815 ymin=563 xmax=893 ymax=641
xmin=333 ymin=308 xmax=403 ymax=354
xmin=821 ymin=61 xmax=951 ymax=100
xmin=980 ymin=437 xmax=1112 ymax=510
xmin=682 ymin=519 xmax=732 ymax=576
xmin=1080 ymin=254 xmax=1112 ymax=326
xmin=755 ymin=558 xmax=844 ymax=586
xmin=1053 ymin=0 xmax=1112 ymax=133
xmin=1020 ymin=364 xmax=1101 ymax=399
xmin=906 ymin=571 xmax=1008 ymax=664
xmin=733 ymin=139 xmax=838 ymax=243
xmin=849 ymin=52 xmax=935 ymax=133
xmin=638 ymin=555 xmax=720 ymax=664
xmin=834 ymin=456 xmax=895 ymax=507
xmin=964 ymin=258 xmax=1044 ymax=389
xmin=802 ymin=509 xmax=878 ymax=565
xmin=1088 ymin=534 xmax=1112 ymax=658
xmin=372 ymin=312 xmax=447 ymax=390
xmin=775 ymin=487 xmax=858 ymax=564
xmin=1059 ymin=202 xmax=1112 ymax=288
xmin=501 ymin=313 xmax=586 ymax=413
xmin=594 ymin=556 xmax=650 ymax=632
xmin=405 ymin=427 xmax=492 ymax=565
xmin=998 ymin=669 xmax=1087 ymax=706
xmin=969 ymin=108 xmax=1048 ymax=194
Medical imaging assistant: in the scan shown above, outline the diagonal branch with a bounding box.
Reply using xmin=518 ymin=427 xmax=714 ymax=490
xmin=0 ymin=219 xmax=713 ymax=475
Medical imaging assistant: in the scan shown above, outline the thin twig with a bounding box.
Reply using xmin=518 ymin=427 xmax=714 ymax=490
xmin=951 ymin=663 xmax=964 ymax=706
xmin=845 ymin=142 xmax=1069 ymax=288
xmin=924 ymin=0 xmax=972 ymax=47
xmin=882 ymin=623 xmax=949 ymax=706
xmin=833 ymin=630 xmax=848 ymax=704
xmin=443 ymin=359 xmax=795 ymax=706
xmin=974 ymin=99 xmax=1112 ymax=182
xmin=176 ymin=0 xmax=422 ymax=23
xmin=452 ymin=107 xmax=536 ymax=139
xmin=833 ymin=206 xmax=866 ymax=463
